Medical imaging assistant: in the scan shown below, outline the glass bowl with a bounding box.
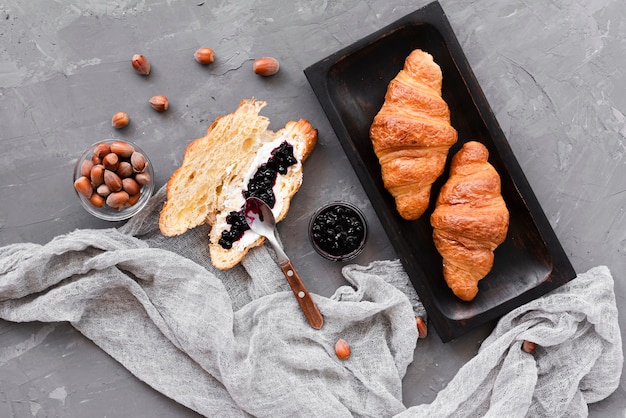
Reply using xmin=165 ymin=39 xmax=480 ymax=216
xmin=309 ymin=201 xmax=368 ymax=262
xmin=73 ymin=139 xmax=154 ymax=221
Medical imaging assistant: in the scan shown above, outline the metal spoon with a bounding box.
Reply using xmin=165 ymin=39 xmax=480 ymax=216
xmin=244 ymin=197 xmax=324 ymax=329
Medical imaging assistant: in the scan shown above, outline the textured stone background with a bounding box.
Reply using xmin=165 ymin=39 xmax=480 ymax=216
xmin=1 ymin=0 xmax=624 ymax=416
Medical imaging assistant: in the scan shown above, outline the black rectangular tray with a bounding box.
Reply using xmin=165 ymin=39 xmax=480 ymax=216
xmin=304 ymin=1 xmax=576 ymax=342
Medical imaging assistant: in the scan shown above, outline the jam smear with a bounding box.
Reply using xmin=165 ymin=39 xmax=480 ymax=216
xmin=218 ymin=141 xmax=296 ymax=249
xmin=218 ymin=211 xmax=249 ymax=249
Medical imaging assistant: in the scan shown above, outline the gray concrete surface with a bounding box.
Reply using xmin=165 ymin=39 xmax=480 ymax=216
xmin=1 ymin=0 xmax=624 ymax=416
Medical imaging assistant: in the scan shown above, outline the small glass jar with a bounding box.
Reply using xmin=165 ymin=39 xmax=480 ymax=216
xmin=309 ymin=201 xmax=368 ymax=261
xmin=73 ymin=139 xmax=154 ymax=221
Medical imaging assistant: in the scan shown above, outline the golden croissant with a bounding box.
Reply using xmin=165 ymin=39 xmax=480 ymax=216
xmin=430 ymin=141 xmax=509 ymax=301
xmin=369 ymin=49 xmax=458 ymax=220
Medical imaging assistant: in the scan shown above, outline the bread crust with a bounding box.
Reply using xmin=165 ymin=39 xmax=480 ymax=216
xmin=158 ymin=99 xmax=317 ymax=270
xmin=430 ymin=141 xmax=509 ymax=301
xmin=369 ymin=49 xmax=457 ymax=220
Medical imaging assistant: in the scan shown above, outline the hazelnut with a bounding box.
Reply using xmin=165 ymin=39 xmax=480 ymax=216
xmin=80 ymin=159 xmax=94 ymax=177
xmin=253 ymin=57 xmax=279 ymax=76
xmin=131 ymin=54 xmax=151 ymax=75
xmin=134 ymin=172 xmax=151 ymax=186
xmin=122 ymin=177 xmax=140 ymax=196
xmin=149 ymin=95 xmax=169 ymax=112
xmin=103 ymin=152 xmax=119 ymax=171
xmin=111 ymin=141 xmax=135 ymax=158
xmin=416 ymin=316 xmax=427 ymax=339
xmin=74 ymin=176 xmax=93 ymax=198
xmin=116 ymin=161 xmax=134 ymax=178
xmin=335 ymin=338 xmax=351 ymax=360
xmin=93 ymin=143 xmax=111 ymax=159
xmin=111 ymin=112 xmax=130 ymax=128
xmin=194 ymin=47 xmax=215 ymax=64
xmin=90 ymin=164 xmax=105 ymax=187
xmin=104 ymin=169 xmax=123 ymax=192
xmin=96 ymin=184 xmax=111 ymax=197
xmin=89 ymin=193 xmax=106 ymax=208
xmin=522 ymin=340 xmax=537 ymax=354
xmin=127 ymin=193 xmax=141 ymax=207
xmin=131 ymin=151 xmax=147 ymax=173
xmin=106 ymin=191 xmax=130 ymax=210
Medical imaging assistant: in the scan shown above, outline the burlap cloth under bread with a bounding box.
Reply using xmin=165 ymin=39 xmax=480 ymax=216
xmin=0 ymin=186 xmax=622 ymax=417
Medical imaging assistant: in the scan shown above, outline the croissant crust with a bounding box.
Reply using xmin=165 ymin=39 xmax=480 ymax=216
xmin=430 ymin=141 xmax=509 ymax=301
xmin=370 ymin=49 xmax=457 ymax=220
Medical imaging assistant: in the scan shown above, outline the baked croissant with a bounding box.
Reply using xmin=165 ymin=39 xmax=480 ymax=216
xmin=369 ymin=49 xmax=458 ymax=220
xmin=430 ymin=141 xmax=509 ymax=301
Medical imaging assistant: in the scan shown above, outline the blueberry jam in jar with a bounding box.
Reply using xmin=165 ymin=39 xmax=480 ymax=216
xmin=309 ymin=202 xmax=367 ymax=261
xmin=218 ymin=141 xmax=297 ymax=249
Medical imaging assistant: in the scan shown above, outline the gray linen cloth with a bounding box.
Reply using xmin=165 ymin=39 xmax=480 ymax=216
xmin=0 ymin=186 xmax=622 ymax=417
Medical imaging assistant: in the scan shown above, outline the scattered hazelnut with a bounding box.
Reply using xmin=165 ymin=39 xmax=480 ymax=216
xmin=194 ymin=47 xmax=215 ymax=64
xmin=111 ymin=111 xmax=130 ymax=129
xmin=253 ymin=57 xmax=280 ymax=76
xmin=522 ymin=340 xmax=537 ymax=354
xmin=149 ymin=95 xmax=169 ymax=112
xmin=131 ymin=54 xmax=151 ymax=75
xmin=335 ymin=338 xmax=351 ymax=360
xmin=416 ymin=316 xmax=427 ymax=339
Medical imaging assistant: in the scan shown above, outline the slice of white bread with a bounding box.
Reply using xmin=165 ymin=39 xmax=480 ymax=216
xmin=159 ymin=98 xmax=317 ymax=270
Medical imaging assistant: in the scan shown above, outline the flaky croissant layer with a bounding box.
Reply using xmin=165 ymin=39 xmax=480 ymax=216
xmin=370 ymin=49 xmax=457 ymax=220
xmin=430 ymin=141 xmax=509 ymax=301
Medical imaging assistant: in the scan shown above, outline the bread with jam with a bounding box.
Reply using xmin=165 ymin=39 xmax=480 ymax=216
xmin=159 ymin=99 xmax=317 ymax=270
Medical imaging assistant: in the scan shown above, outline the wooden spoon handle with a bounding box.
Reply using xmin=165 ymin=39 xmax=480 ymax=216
xmin=279 ymin=261 xmax=324 ymax=329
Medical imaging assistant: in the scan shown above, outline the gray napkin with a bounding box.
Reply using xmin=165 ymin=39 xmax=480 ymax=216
xmin=398 ymin=264 xmax=623 ymax=418
xmin=0 ymin=186 xmax=422 ymax=417
xmin=0 ymin=186 xmax=622 ymax=417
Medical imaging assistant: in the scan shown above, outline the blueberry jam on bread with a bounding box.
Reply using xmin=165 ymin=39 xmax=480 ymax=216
xmin=218 ymin=141 xmax=298 ymax=250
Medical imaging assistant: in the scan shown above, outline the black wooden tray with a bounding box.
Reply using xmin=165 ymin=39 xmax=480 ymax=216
xmin=304 ymin=1 xmax=576 ymax=342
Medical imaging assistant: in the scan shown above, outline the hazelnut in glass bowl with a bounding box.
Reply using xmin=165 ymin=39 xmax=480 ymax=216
xmin=309 ymin=201 xmax=368 ymax=262
xmin=73 ymin=139 xmax=154 ymax=221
